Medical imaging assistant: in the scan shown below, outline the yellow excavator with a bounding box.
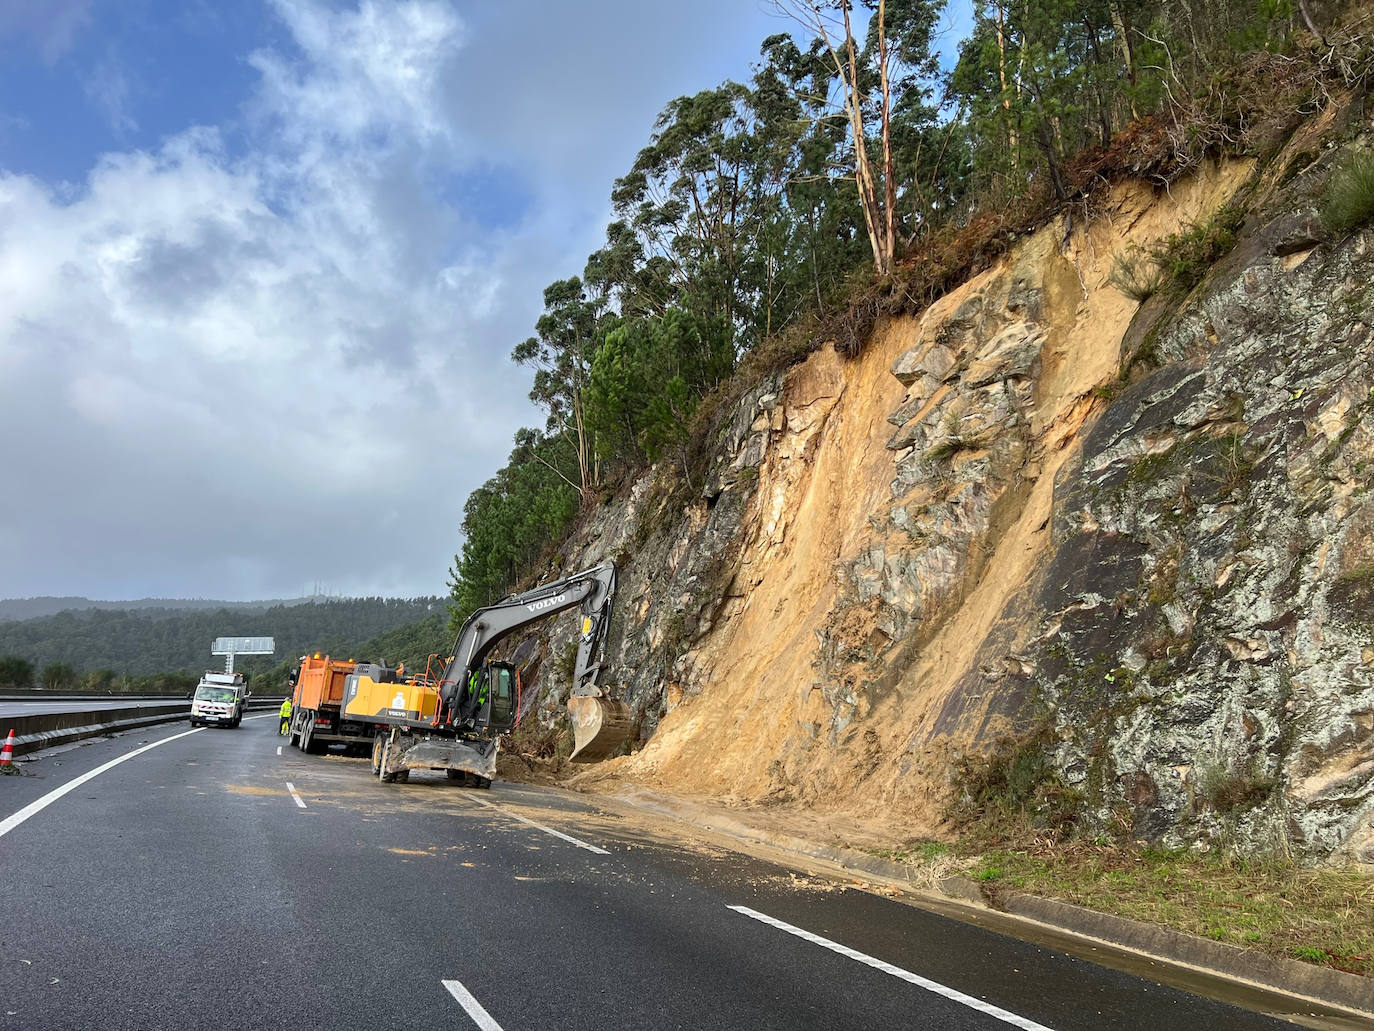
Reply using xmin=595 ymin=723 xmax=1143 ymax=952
xmin=340 ymin=561 xmax=630 ymax=785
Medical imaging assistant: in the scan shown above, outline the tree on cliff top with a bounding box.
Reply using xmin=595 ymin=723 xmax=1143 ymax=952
xmin=451 ymin=0 xmax=1332 ymax=619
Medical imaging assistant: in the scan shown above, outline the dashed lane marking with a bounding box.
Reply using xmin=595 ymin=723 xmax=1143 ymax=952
xmin=277 ymin=746 xmax=282 ymax=756
xmin=728 ymin=905 xmax=1059 ymax=1031
xmin=285 ymin=782 xmax=308 ymax=809
xmin=442 ymin=979 xmax=504 ymax=1031
xmin=462 ymin=792 xmax=609 ymax=855
xmin=0 ymin=727 xmax=204 ymax=840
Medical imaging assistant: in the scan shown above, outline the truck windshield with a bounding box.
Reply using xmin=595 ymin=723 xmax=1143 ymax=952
xmin=195 ymin=687 xmax=238 ymax=702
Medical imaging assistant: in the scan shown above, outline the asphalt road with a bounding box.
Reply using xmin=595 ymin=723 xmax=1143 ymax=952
xmin=0 ymin=720 xmax=1334 ymax=1030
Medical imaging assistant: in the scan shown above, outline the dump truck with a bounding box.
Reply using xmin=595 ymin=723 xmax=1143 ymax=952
xmin=341 ymin=561 xmax=629 ymax=786
xmin=287 ymin=653 xmax=375 ymax=755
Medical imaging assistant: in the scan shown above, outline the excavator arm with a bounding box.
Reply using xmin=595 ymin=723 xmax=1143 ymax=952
xmin=435 ymin=562 xmax=629 ymax=760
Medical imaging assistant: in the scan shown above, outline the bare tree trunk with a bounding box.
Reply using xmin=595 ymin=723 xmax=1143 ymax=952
xmin=995 ymin=2 xmax=1019 ymax=162
xmin=838 ymin=1 xmax=891 ymax=275
xmin=1033 ymin=109 xmax=1067 ymax=201
xmin=1296 ymin=0 xmax=1326 ymax=43
xmin=877 ymin=0 xmax=896 ymax=274
xmin=1109 ymin=2 xmax=1141 ymax=121
xmin=772 ymin=0 xmax=894 ymax=276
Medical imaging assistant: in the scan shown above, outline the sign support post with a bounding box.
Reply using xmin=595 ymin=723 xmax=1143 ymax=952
xmin=211 ymin=636 xmax=276 ymax=674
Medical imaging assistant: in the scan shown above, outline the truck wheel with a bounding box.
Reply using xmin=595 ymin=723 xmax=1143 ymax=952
xmin=301 ymin=719 xmax=316 ymax=754
xmin=371 ymin=735 xmax=384 ymax=775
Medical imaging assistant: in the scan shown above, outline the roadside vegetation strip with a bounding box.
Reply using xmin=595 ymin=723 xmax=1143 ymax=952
xmin=462 ymin=792 xmax=609 ymax=855
xmin=728 ymin=905 xmax=1058 ymax=1031
xmin=0 ymin=726 xmax=203 ymax=840
xmin=441 ymin=979 xmax=505 ymax=1031
xmin=855 ymin=838 xmax=1374 ymax=979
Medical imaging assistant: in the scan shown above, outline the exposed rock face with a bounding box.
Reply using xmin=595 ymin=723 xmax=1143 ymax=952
xmin=523 ymin=153 xmax=1373 ymax=867
xmin=1029 ymin=227 xmax=1374 ymax=864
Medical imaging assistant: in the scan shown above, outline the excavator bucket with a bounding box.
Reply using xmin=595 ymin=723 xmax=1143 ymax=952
xmin=567 ymin=695 xmax=633 ymax=762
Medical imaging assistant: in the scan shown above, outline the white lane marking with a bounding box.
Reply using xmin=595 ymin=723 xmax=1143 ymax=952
xmin=463 ymin=792 xmax=609 ymax=855
xmin=728 ymin=905 xmax=1058 ymax=1031
xmin=277 ymin=746 xmax=283 ymax=756
xmin=0 ymin=727 xmax=204 ymax=840
xmin=285 ymin=782 xmax=307 ymax=809
xmin=442 ymin=979 xmax=504 ymax=1031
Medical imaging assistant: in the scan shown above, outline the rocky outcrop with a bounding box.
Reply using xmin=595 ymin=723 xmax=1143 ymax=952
xmin=519 ymin=140 xmax=1373 ymax=867
xmin=1025 ymin=222 xmax=1374 ymax=863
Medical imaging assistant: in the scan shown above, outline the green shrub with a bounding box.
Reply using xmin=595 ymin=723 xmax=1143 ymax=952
xmin=1197 ymin=761 xmax=1276 ymax=814
xmin=948 ymin=725 xmax=1083 ymax=838
xmin=0 ymin=654 xmax=33 ymax=688
xmin=1155 ymin=204 xmax=1245 ymax=293
xmin=40 ymin=661 xmax=77 ymax=691
xmin=1320 ymin=151 xmax=1374 ymax=235
xmin=1109 ymin=247 xmax=1166 ymax=302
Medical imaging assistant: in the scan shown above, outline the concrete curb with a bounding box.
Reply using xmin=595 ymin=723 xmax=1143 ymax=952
xmin=602 ymin=787 xmax=1374 ymax=1021
xmin=1003 ymin=893 xmax=1374 ymax=1015
xmin=935 ymin=876 xmax=1374 ymax=1016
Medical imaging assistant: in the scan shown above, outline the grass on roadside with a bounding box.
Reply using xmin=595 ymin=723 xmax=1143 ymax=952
xmin=864 ymin=837 xmax=1374 ymax=977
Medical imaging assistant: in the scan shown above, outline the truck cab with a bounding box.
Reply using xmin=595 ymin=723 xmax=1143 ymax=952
xmin=190 ymin=671 xmax=248 ymax=728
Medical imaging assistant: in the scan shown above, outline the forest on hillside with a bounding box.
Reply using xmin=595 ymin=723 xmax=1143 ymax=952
xmin=0 ymin=596 xmax=444 ymax=684
xmin=448 ymin=0 xmax=1367 ymax=621
xmin=0 ymin=596 xmax=315 ymax=622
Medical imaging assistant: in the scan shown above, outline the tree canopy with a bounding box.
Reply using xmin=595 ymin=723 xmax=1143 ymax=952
xmin=450 ymin=0 xmax=1326 ymax=623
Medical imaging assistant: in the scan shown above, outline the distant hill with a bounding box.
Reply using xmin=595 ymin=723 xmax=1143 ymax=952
xmin=0 ymin=596 xmax=316 ymax=622
xmin=0 ymin=597 xmax=445 ymax=677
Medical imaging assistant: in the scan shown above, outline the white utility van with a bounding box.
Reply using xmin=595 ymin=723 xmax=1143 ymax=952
xmin=190 ymin=671 xmax=249 ymax=728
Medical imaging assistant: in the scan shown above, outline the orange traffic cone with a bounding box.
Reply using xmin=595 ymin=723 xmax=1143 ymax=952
xmin=0 ymin=728 xmax=15 ymax=767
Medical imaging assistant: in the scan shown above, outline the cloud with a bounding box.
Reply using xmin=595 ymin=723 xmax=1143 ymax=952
xmin=0 ymin=0 xmax=790 ymax=603
xmin=0 ymin=0 xmax=98 ymax=64
xmin=0 ymin=0 xmax=533 ymax=600
xmin=82 ymin=50 xmax=139 ymax=135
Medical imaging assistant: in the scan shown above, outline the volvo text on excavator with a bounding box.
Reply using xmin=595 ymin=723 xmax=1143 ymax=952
xmin=340 ymin=561 xmax=629 ymax=786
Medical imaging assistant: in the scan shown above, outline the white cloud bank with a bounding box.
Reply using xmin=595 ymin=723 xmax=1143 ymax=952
xmin=0 ymin=0 xmax=787 ymax=602
xmin=0 ymin=0 xmax=535 ymax=600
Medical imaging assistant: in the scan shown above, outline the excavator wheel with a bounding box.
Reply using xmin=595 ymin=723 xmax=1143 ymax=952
xmin=567 ymin=696 xmax=633 ymax=762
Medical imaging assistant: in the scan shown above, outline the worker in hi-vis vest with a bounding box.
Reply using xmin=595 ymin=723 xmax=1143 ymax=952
xmin=279 ymin=696 xmax=292 ymax=736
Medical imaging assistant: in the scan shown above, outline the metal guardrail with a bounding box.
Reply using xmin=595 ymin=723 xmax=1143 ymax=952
xmin=0 ymin=691 xmax=203 ymax=700
xmin=2 ymin=696 xmax=286 ymax=757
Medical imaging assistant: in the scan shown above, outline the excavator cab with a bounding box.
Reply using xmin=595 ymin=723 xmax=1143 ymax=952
xmin=478 ymin=661 xmax=518 ymax=732
xmin=441 ymin=660 xmax=519 ymax=733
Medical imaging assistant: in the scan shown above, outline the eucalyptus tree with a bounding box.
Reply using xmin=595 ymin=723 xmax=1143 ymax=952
xmin=447 ymin=428 xmax=580 ymax=625
xmin=511 ymin=277 xmax=607 ymax=500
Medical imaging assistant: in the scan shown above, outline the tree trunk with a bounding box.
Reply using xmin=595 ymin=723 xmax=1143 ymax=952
xmin=839 ymin=1 xmax=890 ymax=275
xmin=994 ymin=2 xmax=1019 ymax=163
xmin=877 ymin=0 xmax=896 ymax=274
xmin=1109 ymin=2 xmax=1140 ymax=121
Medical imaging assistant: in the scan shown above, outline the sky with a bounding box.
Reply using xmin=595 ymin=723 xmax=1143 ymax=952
xmin=0 ymin=0 xmax=973 ymax=603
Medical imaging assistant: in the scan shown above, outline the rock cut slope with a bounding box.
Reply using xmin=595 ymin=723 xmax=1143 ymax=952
xmin=532 ymin=140 xmax=1372 ymax=867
